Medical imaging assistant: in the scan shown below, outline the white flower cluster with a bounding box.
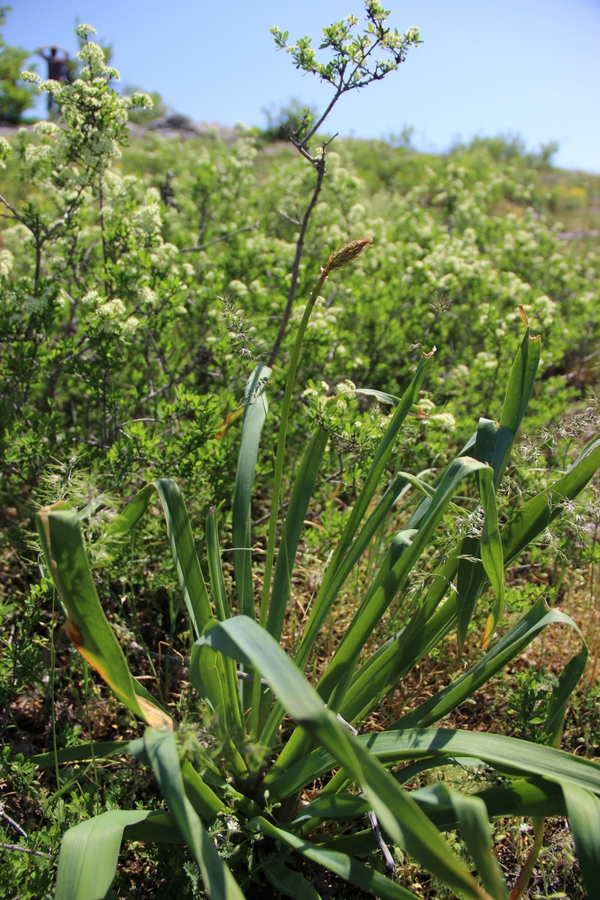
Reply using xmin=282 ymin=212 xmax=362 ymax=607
xmin=532 ymin=294 xmax=557 ymax=326
xmin=24 ymin=144 xmax=54 ymax=164
xmin=81 ymin=292 xmax=139 ymax=336
xmin=0 ymin=248 xmax=14 ymax=277
xmin=97 ymin=298 xmax=126 ymax=319
xmin=131 ymin=189 xmax=162 ymax=241
xmin=430 ymin=412 xmax=456 ymax=431
xmin=33 ymin=121 xmax=61 ymax=136
xmin=0 ymin=135 xmax=11 ymax=169
xmin=138 ymin=286 xmax=158 ymax=308
xmin=1 ymin=223 xmax=31 ymax=253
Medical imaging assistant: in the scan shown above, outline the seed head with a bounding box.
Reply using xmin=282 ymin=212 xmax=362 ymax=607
xmin=326 ymin=237 xmax=373 ymax=272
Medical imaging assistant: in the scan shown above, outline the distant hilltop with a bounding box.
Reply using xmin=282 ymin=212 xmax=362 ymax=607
xmin=0 ymin=115 xmax=240 ymax=143
xmin=128 ymin=114 xmax=239 ymax=142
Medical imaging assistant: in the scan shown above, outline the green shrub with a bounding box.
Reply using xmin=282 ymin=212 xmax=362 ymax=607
xmin=35 ymin=250 xmax=600 ymax=897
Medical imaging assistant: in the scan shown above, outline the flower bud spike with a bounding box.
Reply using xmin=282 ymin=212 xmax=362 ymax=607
xmin=326 ymin=237 xmax=373 ymax=273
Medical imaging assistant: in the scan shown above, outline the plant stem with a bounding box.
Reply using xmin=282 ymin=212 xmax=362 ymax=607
xmin=259 ymin=261 xmax=332 ymax=627
xmin=267 ymin=152 xmax=327 ymax=367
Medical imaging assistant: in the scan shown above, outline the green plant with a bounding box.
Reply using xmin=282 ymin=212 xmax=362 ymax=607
xmin=504 ymin=668 xmax=560 ymax=746
xmin=267 ymin=0 xmax=421 ymax=365
xmin=123 ymin=83 xmax=169 ymax=125
xmin=34 ymin=241 xmax=600 ymax=898
xmin=0 ymin=6 xmax=36 ymax=123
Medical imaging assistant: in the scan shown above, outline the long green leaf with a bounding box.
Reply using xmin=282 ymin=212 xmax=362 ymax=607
xmin=203 ymin=509 xmax=247 ymax=763
xmin=478 ymin=466 xmax=505 ymax=645
xmin=267 ymin=726 xmax=600 ymax=804
xmin=440 ymin=787 xmax=507 ymax=900
xmin=260 ymin=852 xmax=323 ymax=900
xmin=252 ymin=817 xmax=419 ymax=900
xmin=135 ymin=728 xmax=245 ymax=899
xmin=292 ymin=777 xmax=567 ymax=832
xmin=154 ymin=477 xmax=213 ymax=638
xmin=31 ymin=740 xmax=130 ymax=768
xmin=563 ymin=784 xmax=600 ymax=900
xmin=498 ymin=328 xmax=540 ymax=431
xmin=266 ymin=426 xmax=328 ymax=640
xmin=55 ymin=810 xmax=171 ymax=900
xmin=389 ymin=599 xmax=584 ymax=730
xmin=196 ymin=616 xmax=491 ymax=900
xmin=205 ymin=507 xmax=230 ymax=621
xmin=36 ymin=505 xmax=171 ymax=729
xmin=96 ymin=479 xmax=213 ymax=638
xmin=232 ymin=364 xmax=271 ymax=618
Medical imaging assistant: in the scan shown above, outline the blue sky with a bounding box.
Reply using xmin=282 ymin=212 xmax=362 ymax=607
xmin=6 ymin=0 xmax=600 ymax=172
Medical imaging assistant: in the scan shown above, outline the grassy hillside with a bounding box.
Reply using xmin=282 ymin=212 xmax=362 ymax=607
xmin=1 ymin=109 xmax=600 ymax=899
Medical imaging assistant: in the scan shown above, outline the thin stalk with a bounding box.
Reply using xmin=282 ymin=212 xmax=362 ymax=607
xmin=249 ymin=264 xmax=333 ymax=742
xmin=509 ymin=817 xmax=545 ymax=900
xmin=83 ymin=662 xmax=100 ymax=812
xmin=50 ymin=588 xmax=61 ymax=824
xmin=267 ymin=153 xmax=327 ymax=368
xmin=259 ymin=262 xmax=332 ymax=625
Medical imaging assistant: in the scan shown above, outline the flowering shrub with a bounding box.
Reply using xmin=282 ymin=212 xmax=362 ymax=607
xmin=1 ymin=6 xmax=600 ymax=897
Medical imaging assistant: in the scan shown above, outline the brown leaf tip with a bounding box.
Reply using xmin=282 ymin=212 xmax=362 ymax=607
xmin=63 ymin=615 xmax=84 ymax=647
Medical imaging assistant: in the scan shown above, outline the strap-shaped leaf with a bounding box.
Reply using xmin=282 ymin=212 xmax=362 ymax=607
xmin=252 ymin=817 xmax=419 ymax=900
xmin=54 ymin=809 xmax=178 ymax=900
xmin=266 ymin=426 xmax=328 ymax=640
xmin=436 ymin=786 xmax=507 ymax=900
xmin=206 ymin=508 xmax=230 ymax=621
xmin=94 ymin=478 xmax=213 ymax=638
xmin=232 ymin=364 xmax=271 ymax=618
xmin=31 ymin=740 xmax=130 ymax=768
xmin=36 ymin=505 xmax=172 ymax=729
xmin=260 ymin=852 xmax=323 ymax=900
xmin=563 ymin=784 xmax=600 ymax=900
xmin=267 ymin=727 xmax=600 ymax=804
xmin=291 ymin=777 xmax=566 ymax=832
xmin=195 ymin=616 xmax=491 ymax=900
xmin=499 ymin=327 xmax=540 ymax=431
xmin=133 ymin=729 xmax=245 ymax=899
xmin=389 ymin=599 xmax=585 ymax=731
xmin=154 ymin=477 xmax=213 ymax=639
xmin=478 ymin=466 xmax=504 ymax=645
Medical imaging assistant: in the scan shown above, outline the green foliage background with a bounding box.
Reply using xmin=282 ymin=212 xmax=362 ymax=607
xmin=1 ymin=13 xmax=600 ymax=899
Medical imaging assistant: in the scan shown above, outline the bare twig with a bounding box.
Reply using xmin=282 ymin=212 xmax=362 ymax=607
xmin=368 ymin=810 xmax=396 ymax=878
xmin=237 ymin=670 xmax=269 ymax=687
xmin=0 ymin=807 xmax=27 ymax=839
xmin=0 ymin=194 xmax=25 ymax=223
xmin=278 ymin=210 xmax=302 ymax=226
xmin=336 ymin=713 xmax=359 ymax=735
xmin=0 ymin=843 xmax=50 ymax=858
xmin=179 ymin=221 xmax=259 ymax=253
